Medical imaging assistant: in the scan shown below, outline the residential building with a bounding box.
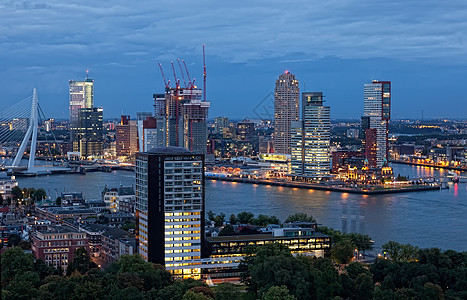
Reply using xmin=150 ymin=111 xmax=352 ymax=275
xmin=35 ymin=206 xmax=97 ymax=224
xmin=363 ymin=80 xmax=391 ymax=167
xmin=274 ymin=71 xmax=300 ymax=154
xmin=61 ymin=192 xmax=85 ymax=206
xmin=236 ymin=120 xmax=255 ymax=141
xmin=214 ymin=117 xmax=229 ymax=134
xmin=291 ymin=92 xmax=331 ymax=180
xmin=102 ymin=185 xmax=136 ymax=213
xmin=136 ymin=147 xmax=205 ymax=279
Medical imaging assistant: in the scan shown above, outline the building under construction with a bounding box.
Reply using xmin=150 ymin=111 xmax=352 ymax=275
xmin=152 ymin=48 xmax=210 ymax=154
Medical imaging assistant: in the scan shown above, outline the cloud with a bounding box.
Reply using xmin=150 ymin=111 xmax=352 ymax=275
xmin=0 ymin=0 xmax=466 ymax=66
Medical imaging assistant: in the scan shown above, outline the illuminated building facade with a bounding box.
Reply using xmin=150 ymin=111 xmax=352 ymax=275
xmin=363 ymin=80 xmax=391 ymax=167
xmin=135 ymin=147 xmax=205 ymax=279
xmin=73 ymin=107 xmax=103 ymax=158
xmin=291 ymin=92 xmax=331 ymax=180
xmin=116 ymin=115 xmax=138 ymax=158
xmin=274 ymin=71 xmax=300 ymax=154
xmin=69 ymin=77 xmax=94 ymax=144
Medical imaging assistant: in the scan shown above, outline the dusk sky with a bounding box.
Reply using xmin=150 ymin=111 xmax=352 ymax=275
xmin=1 ymin=0 xmax=466 ymax=120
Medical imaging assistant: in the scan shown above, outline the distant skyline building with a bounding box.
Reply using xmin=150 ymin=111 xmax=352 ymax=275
xmin=274 ymin=71 xmax=300 ymax=154
xmin=214 ymin=117 xmax=229 ymax=134
xmin=72 ymin=107 xmax=103 ymax=159
xmin=136 ymin=112 xmax=153 ymax=152
xmin=69 ymin=75 xmax=94 ymax=143
xmin=363 ymin=80 xmax=391 ymax=167
xmin=153 ymin=87 xmax=210 ymax=154
xmin=135 ymin=147 xmax=205 ymax=279
xmin=116 ymin=115 xmax=138 ymax=158
xmin=291 ymin=92 xmax=331 ymax=179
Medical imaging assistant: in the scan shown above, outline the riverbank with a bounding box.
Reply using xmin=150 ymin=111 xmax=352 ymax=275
xmin=205 ymin=176 xmax=444 ymax=195
xmin=390 ymin=160 xmax=467 ymax=172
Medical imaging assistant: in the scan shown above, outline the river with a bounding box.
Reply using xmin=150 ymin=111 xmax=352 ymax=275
xmin=4 ymin=164 xmax=466 ymax=251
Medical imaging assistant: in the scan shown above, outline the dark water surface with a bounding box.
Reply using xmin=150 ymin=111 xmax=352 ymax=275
xmin=9 ymin=164 xmax=466 ymax=251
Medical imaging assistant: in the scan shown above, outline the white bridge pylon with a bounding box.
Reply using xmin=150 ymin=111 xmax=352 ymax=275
xmin=11 ymin=88 xmax=39 ymax=171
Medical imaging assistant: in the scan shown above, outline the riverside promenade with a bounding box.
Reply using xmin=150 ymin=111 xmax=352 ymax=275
xmin=205 ymin=176 xmax=444 ymax=195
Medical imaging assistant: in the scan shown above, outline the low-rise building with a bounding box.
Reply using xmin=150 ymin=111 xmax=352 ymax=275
xmin=35 ymin=206 xmax=97 ymax=224
xmin=101 ymin=227 xmax=135 ymax=263
xmin=102 ymin=185 xmax=135 ymax=213
xmin=31 ymin=224 xmax=88 ymax=271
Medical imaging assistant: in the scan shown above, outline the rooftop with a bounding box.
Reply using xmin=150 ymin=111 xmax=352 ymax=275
xmin=147 ymin=146 xmax=192 ymax=154
xmin=206 ymin=231 xmax=329 ymax=243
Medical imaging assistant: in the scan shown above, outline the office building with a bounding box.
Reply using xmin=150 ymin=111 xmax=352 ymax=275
xmin=137 ymin=112 xmax=153 ymax=152
xmin=236 ymin=120 xmax=255 ymax=141
xmin=73 ymin=107 xmax=103 ymax=159
xmin=274 ymin=71 xmax=300 ymax=154
xmin=135 ymin=147 xmax=205 ymax=279
xmin=291 ymin=92 xmax=331 ymax=180
xmin=116 ymin=115 xmax=138 ymax=158
xmin=363 ymin=80 xmax=391 ymax=167
xmin=69 ymin=76 xmax=94 ymax=143
xmin=214 ymin=117 xmax=229 ymax=134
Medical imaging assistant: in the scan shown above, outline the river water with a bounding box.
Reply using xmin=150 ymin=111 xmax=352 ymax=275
xmin=4 ymin=164 xmax=466 ymax=251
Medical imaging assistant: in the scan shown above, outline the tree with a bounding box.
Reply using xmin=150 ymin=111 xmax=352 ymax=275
xmin=219 ymin=224 xmax=235 ymax=236
xmin=214 ymin=213 xmax=226 ymax=227
xmin=251 ymin=214 xmax=281 ymax=226
xmin=237 ymin=211 xmax=254 ymax=224
xmin=215 ymin=283 xmax=242 ymax=300
xmin=262 ymin=285 xmax=297 ymax=300
xmin=1 ymin=247 xmax=34 ymax=286
xmin=8 ymin=233 xmax=21 ymax=247
xmin=331 ymin=240 xmax=355 ymax=265
xmin=229 ymin=214 xmax=238 ymax=225
xmin=382 ymin=241 xmax=419 ymax=262
xmin=67 ymin=247 xmax=97 ymax=275
xmin=182 ymin=290 xmax=212 ymax=300
xmin=355 ymin=273 xmax=374 ymax=300
xmin=285 ymin=213 xmax=316 ymax=223
xmin=207 ymin=210 xmax=216 ymax=222
xmin=347 ymin=233 xmax=372 ymax=253
xmin=11 ymin=186 xmax=23 ymax=201
xmin=33 ymin=188 xmax=47 ymax=201
xmin=0 ymin=194 xmax=3 ymax=206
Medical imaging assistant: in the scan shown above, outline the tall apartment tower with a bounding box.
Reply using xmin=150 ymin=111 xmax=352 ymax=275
xmin=291 ymin=92 xmax=331 ymax=180
xmin=363 ymin=80 xmax=391 ymax=168
xmin=116 ymin=115 xmax=138 ymax=159
xmin=135 ymin=147 xmax=205 ymax=279
xmin=274 ymin=71 xmax=300 ymax=154
xmin=136 ymin=112 xmax=153 ymax=151
xmin=153 ymin=88 xmax=210 ymax=154
xmin=69 ymin=76 xmax=94 ymax=143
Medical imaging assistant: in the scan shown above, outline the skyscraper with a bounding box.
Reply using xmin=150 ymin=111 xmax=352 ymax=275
xmin=135 ymin=147 xmax=205 ymax=279
xmin=274 ymin=71 xmax=300 ymax=154
xmin=291 ymin=92 xmax=331 ymax=179
xmin=73 ymin=107 xmax=103 ymax=159
xmin=363 ymin=80 xmax=391 ymax=168
xmin=69 ymin=76 xmax=94 ymax=143
xmin=116 ymin=115 xmax=138 ymax=159
xmin=153 ymin=88 xmax=210 ymax=154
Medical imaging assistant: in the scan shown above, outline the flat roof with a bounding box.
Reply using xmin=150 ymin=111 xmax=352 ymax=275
xmin=206 ymin=232 xmax=329 ymax=243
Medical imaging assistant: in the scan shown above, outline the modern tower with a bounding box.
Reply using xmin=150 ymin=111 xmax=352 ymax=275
xmin=135 ymin=147 xmax=205 ymax=279
xmin=363 ymin=80 xmax=391 ymax=168
xmin=69 ymin=75 xmax=94 ymax=143
xmin=73 ymin=107 xmax=103 ymax=159
xmin=291 ymin=92 xmax=331 ymax=180
xmin=116 ymin=115 xmax=139 ymax=159
xmin=274 ymin=71 xmax=300 ymax=154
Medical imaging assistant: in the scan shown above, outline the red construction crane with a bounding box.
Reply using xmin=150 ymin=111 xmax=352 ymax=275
xmin=157 ymin=63 xmax=170 ymax=89
xmin=170 ymin=61 xmax=180 ymax=89
xmin=203 ymin=44 xmax=207 ymax=101
xmin=177 ymin=59 xmax=188 ymax=88
xmin=182 ymin=60 xmax=194 ymax=88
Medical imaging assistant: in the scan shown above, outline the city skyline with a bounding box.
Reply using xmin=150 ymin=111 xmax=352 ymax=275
xmin=1 ymin=1 xmax=466 ymax=120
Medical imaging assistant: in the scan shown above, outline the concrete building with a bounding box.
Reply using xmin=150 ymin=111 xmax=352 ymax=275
xmin=274 ymin=71 xmax=300 ymax=154
xmin=153 ymin=88 xmax=210 ymax=154
xmin=72 ymin=107 xmax=103 ymax=159
xmin=136 ymin=147 xmax=205 ymax=279
xmin=136 ymin=112 xmax=153 ymax=152
xmin=363 ymin=80 xmax=391 ymax=167
xmin=102 ymin=185 xmax=136 ymax=213
xmin=31 ymin=224 xmax=89 ymax=272
xmin=116 ymin=115 xmax=138 ymax=159
xmin=291 ymin=92 xmax=331 ymax=180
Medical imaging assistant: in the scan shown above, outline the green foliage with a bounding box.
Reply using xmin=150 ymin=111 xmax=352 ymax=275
xmin=251 ymin=214 xmax=280 ymax=226
xmin=66 ymin=247 xmax=98 ymax=275
xmin=11 ymin=186 xmax=23 ymax=200
xmin=219 ymin=224 xmax=235 ymax=236
xmin=382 ymin=240 xmax=419 ymax=262
xmin=331 ymin=240 xmax=355 ymax=264
xmin=121 ymin=221 xmax=136 ymax=231
xmin=229 ymin=213 xmax=238 ymax=225
xmin=261 ymin=285 xmax=297 ymax=300
xmin=237 ymin=211 xmax=254 ymax=224
xmin=284 ymin=213 xmax=316 ymax=223
xmin=55 ymin=196 xmax=61 ymax=206
xmin=1 ymin=246 xmax=34 ymax=286
xmin=33 ymin=188 xmax=47 ymax=201
xmin=215 ymin=283 xmax=242 ymax=300
xmin=8 ymin=233 xmax=21 ymax=246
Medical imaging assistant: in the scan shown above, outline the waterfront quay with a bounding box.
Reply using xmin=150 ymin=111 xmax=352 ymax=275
xmin=205 ymin=175 xmax=443 ymax=195
xmin=390 ymin=160 xmax=467 ymax=172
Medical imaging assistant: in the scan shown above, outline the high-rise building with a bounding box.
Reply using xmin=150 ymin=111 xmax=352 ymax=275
xmin=116 ymin=115 xmax=138 ymax=158
xmin=135 ymin=147 xmax=205 ymax=279
xmin=363 ymin=80 xmax=391 ymax=168
xmin=236 ymin=120 xmax=255 ymax=141
xmin=142 ymin=117 xmax=166 ymax=152
xmin=291 ymin=92 xmax=331 ymax=180
xmin=153 ymin=88 xmax=210 ymax=154
xmin=69 ymin=76 xmax=94 ymax=143
xmin=274 ymin=71 xmax=300 ymax=154
xmin=73 ymin=107 xmax=103 ymax=159
xmin=214 ymin=117 xmax=229 ymax=134
xmin=136 ymin=112 xmax=153 ymax=151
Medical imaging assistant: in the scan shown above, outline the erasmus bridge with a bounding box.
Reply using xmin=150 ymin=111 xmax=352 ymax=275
xmin=0 ymin=89 xmax=70 ymax=175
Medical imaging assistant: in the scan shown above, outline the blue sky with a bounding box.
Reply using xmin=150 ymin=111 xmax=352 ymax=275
xmin=1 ymin=0 xmax=466 ymax=120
